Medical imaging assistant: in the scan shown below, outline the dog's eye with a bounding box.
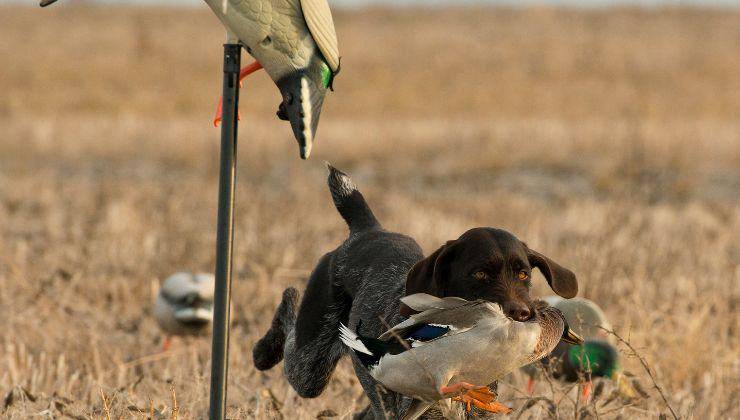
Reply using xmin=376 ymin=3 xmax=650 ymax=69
xmin=517 ymin=270 xmax=529 ymax=281
xmin=472 ymin=271 xmax=487 ymax=280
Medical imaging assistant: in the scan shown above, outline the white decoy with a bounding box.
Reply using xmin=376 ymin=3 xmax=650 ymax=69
xmin=40 ymin=0 xmax=340 ymax=160
xmin=154 ymin=272 xmax=215 ymax=349
xmin=340 ymin=293 xmax=583 ymax=417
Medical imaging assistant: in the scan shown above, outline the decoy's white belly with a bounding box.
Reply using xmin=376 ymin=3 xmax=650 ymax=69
xmin=202 ymin=0 xmax=316 ymax=80
xmin=370 ymin=321 xmax=542 ymax=401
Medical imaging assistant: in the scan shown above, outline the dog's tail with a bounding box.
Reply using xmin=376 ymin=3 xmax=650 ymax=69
xmin=326 ymin=163 xmax=381 ymax=233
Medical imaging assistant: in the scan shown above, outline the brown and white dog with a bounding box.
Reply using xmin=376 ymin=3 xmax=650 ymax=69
xmin=253 ymin=165 xmax=578 ymax=419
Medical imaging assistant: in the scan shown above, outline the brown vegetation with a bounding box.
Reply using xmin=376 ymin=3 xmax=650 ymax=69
xmin=0 ymin=4 xmax=738 ymax=419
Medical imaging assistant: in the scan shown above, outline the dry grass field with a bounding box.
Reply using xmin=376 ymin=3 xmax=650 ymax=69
xmin=1 ymin=4 xmax=738 ymax=419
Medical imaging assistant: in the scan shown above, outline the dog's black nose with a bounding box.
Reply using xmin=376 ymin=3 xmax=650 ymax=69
xmin=504 ymin=302 xmax=531 ymax=321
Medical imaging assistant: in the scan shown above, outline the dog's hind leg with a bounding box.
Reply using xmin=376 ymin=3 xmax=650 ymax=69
xmin=253 ymin=287 xmax=299 ymax=370
xmin=284 ymin=252 xmax=352 ymax=398
xmin=254 ymin=252 xmax=351 ymax=398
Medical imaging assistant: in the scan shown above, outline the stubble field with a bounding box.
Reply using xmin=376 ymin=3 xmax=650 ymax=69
xmin=0 ymin=4 xmax=738 ymax=419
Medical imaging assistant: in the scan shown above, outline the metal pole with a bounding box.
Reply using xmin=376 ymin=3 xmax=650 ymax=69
xmin=209 ymin=43 xmax=241 ymax=420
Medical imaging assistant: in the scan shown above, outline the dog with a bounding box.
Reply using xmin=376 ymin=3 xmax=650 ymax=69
xmin=253 ymin=165 xmax=578 ymax=419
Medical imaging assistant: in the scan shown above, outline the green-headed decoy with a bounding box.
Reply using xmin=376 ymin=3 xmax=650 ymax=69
xmin=153 ymin=272 xmax=215 ymax=350
xmin=340 ymin=293 xmax=584 ymax=417
xmin=522 ymin=296 xmax=637 ymax=401
xmin=40 ymin=0 xmax=340 ymax=159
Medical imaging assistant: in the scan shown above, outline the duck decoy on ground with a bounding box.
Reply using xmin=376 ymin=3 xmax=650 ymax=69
xmin=339 ymin=293 xmax=584 ymax=419
xmin=39 ymin=0 xmax=340 ymax=160
xmin=154 ymin=272 xmax=215 ymax=351
xmin=521 ymin=296 xmax=637 ymax=402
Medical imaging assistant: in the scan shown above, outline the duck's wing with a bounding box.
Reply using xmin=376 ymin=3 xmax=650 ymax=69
xmin=300 ymin=0 xmax=340 ymax=72
xmin=400 ymin=293 xmax=470 ymax=312
xmin=379 ymin=300 xmax=488 ymax=342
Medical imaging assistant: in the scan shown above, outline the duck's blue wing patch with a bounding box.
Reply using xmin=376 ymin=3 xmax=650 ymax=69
xmin=406 ymin=324 xmax=452 ymax=342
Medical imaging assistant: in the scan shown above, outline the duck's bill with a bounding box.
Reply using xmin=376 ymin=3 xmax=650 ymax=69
xmin=561 ymin=328 xmax=585 ymax=345
xmin=40 ymin=0 xmax=59 ymax=7
xmin=276 ymin=72 xmax=327 ymax=160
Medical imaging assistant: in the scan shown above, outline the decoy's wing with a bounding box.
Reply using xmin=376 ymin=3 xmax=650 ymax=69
xmin=300 ymin=0 xmax=340 ymax=72
xmin=379 ymin=301 xmax=485 ymax=342
xmin=194 ymin=274 xmax=216 ymax=301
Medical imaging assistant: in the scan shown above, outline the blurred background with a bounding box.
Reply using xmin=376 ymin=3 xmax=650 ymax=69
xmin=0 ymin=0 xmax=738 ymax=418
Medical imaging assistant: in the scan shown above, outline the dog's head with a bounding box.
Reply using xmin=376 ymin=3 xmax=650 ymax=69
xmin=402 ymin=227 xmax=577 ymax=321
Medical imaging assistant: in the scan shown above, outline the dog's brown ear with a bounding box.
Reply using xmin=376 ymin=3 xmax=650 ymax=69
xmin=400 ymin=241 xmax=458 ymax=317
xmin=527 ymin=248 xmax=578 ymax=298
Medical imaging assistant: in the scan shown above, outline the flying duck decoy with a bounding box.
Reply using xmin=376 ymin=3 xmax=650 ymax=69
xmin=39 ymin=0 xmax=340 ymax=160
xmin=339 ymin=293 xmax=584 ymax=417
xmin=521 ymin=296 xmax=636 ymax=401
xmin=153 ymin=272 xmax=215 ymax=350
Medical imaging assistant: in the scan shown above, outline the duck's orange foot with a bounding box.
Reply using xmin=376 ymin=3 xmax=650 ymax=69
xmin=213 ymin=61 xmax=263 ymax=127
xmin=453 ymin=395 xmax=512 ymax=414
xmin=441 ymin=382 xmax=511 ymax=414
